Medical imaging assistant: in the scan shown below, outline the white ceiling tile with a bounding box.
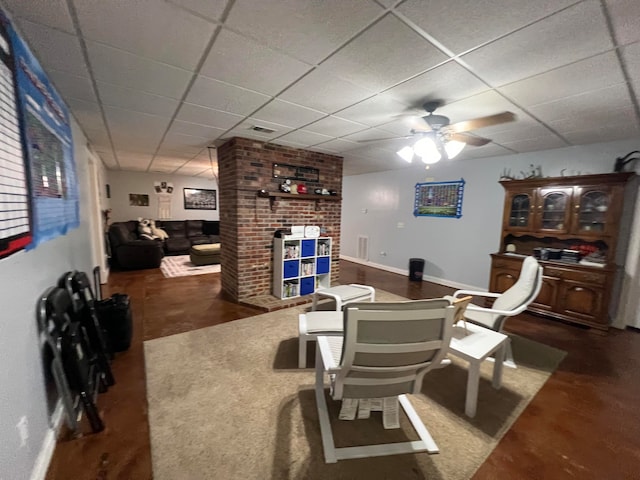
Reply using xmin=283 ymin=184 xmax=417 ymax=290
xmin=87 ymin=42 xmax=193 ymax=99
xmin=268 ymin=138 xmax=307 ymax=149
xmin=460 ymin=143 xmax=514 ymax=159
xmin=97 ymin=82 xmax=180 ymax=117
xmin=499 ymin=52 xmax=626 ymax=107
xmin=66 ymin=98 xmax=105 ymax=131
xmin=279 ymin=68 xmax=375 ymax=113
xmin=303 ymin=116 xmax=367 ymax=137
xmin=185 ymin=75 xmax=271 ymax=115
xmin=435 ymin=90 xmax=524 ymax=126
xmin=4 ymin=0 xmax=74 ymax=33
xmin=111 ymin=134 xmax=161 ymax=153
xmin=335 ymin=94 xmax=410 ymax=127
xmin=312 ymin=137 xmax=360 ymax=152
xmin=155 ymin=149 xmax=200 ymax=160
xmin=176 ymin=103 xmax=244 ymax=129
xmin=167 ymin=120 xmax=226 ymax=139
xmin=167 ymin=0 xmax=228 ymax=22
xmin=251 ymin=100 xmax=326 ymax=128
xmin=104 ymin=107 xmax=172 ymax=137
xmin=529 ymin=84 xmax=634 ymax=123
xmin=561 ymin=120 xmax=640 ymax=144
xmin=462 ymin=1 xmax=614 ymax=87
xmin=200 ymin=29 xmax=313 ymax=95
xmin=273 ymin=129 xmax=333 ymax=146
xmin=149 ymin=156 xmax=188 ymax=169
xmin=116 ymin=152 xmax=153 ymax=170
xmin=161 ymin=132 xmax=211 ymax=150
xmin=474 ymin=118 xmax=558 ymax=143
xmin=397 ymin=0 xmax=576 ymax=54
xmin=384 ymin=62 xmax=490 ymax=107
xmin=606 ymin=0 xmax=640 ymax=46
xmin=230 ymin=119 xmax=294 ymax=139
xmin=95 ymin=149 xmax=118 ymax=168
xmin=176 ymin=164 xmax=211 ymax=176
xmin=16 ymin=20 xmax=88 ymax=76
xmin=320 ymin=14 xmax=448 ymax=92
xmin=48 ymin=69 xmax=97 ymax=103
xmin=225 ymin=0 xmax=384 ymax=64
xmin=74 ymin=1 xmax=214 ymax=70
xmin=500 ymin=135 xmax=569 ymax=153
xmin=219 ymin=130 xmax=272 ymax=143
xmin=83 ymin=128 xmax=111 ymax=149
xmin=622 ymin=43 xmax=640 ymax=104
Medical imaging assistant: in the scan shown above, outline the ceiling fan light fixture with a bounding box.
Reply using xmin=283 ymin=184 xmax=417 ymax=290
xmin=413 ymin=137 xmax=441 ymax=164
xmin=396 ymin=146 xmax=414 ymax=162
xmin=444 ymin=140 xmax=465 ymax=159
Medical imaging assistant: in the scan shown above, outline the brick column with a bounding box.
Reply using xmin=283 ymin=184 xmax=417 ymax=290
xmin=217 ymin=137 xmax=343 ymax=303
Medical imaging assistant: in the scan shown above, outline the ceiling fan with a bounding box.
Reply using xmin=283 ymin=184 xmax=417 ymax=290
xmin=361 ymin=101 xmax=516 ymax=163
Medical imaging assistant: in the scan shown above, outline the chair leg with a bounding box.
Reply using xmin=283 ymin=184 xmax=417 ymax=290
xmin=503 ymin=339 xmax=517 ymax=369
xmin=298 ymin=336 xmax=308 ymax=369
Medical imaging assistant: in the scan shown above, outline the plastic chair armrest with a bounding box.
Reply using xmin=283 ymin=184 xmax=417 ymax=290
xmin=465 ymin=303 xmax=528 ymax=317
xmin=453 ymin=289 xmax=501 ymax=299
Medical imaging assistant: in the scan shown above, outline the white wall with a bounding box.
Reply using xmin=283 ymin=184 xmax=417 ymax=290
xmin=0 ymin=120 xmax=96 ymax=480
xmin=106 ymin=170 xmax=219 ymax=222
xmin=341 ymin=138 xmax=640 ymax=296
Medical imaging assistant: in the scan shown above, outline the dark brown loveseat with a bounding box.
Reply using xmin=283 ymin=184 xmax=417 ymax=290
xmin=108 ymin=220 xmax=220 ymax=270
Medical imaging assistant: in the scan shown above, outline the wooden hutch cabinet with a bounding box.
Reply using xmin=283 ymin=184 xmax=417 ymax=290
xmin=490 ymin=172 xmax=634 ymax=330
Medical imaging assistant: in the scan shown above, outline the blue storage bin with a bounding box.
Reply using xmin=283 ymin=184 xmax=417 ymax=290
xmin=283 ymin=260 xmax=299 ymax=279
xmin=316 ymin=257 xmax=330 ymax=274
xmin=300 ymin=276 xmax=315 ymax=295
xmin=301 ymin=239 xmax=315 ymax=257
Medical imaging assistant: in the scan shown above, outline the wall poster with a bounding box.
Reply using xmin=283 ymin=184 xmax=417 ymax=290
xmin=0 ymin=9 xmax=79 ymax=254
xmin=413 ymin=179 xmax=465 ymax=218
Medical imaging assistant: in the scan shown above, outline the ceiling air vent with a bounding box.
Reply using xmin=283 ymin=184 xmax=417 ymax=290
xmin=251 ymin=125 xmax=276 ymax=134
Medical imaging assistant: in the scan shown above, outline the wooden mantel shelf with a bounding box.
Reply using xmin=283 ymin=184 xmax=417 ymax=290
xmin=264 ymin=192 xmax=342 ymax=210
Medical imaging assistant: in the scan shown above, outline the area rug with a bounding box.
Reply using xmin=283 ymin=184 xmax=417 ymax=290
xmin=160 ymin=254 xmax=221 ymax=278
xmin=145 ymin=290 xmax=566 ymax=479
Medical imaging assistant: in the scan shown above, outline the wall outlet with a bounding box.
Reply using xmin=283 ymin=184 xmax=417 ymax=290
xmin=380 ymin=251 xmax=387 ymax=256
xmin=397 ymin=222 xmax=404 ymax=228
xmin=17 ymin=416 xmax=28 ymax=447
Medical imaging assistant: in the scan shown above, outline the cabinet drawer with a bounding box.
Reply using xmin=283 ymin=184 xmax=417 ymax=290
xmin=543 ymin=266 xmax=607 ymax=284
xmin=299 ymin=276 xmax=315 ymax=295
xmin=301 ymin=239 xmax=316 ymax=257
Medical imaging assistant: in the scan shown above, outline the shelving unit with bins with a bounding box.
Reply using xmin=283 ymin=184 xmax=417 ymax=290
xmin=273 ymin=237 xmax=332 ymax=299
xmin=491 ymin=172 xmax=634 ymax=330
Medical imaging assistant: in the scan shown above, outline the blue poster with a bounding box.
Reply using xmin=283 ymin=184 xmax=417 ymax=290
xmin=1 ymin=9 xmax=78 ymax=250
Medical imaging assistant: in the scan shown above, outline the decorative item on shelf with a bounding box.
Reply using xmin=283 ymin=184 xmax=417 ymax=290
xmin=280 ymin=179 xmax=291 ymax=193
xmin=297 ymin=184 xmax=308 ymax=194
xmin=519 ymin=164 xmax=542 ymax=179
xmin=499 ymin=168 xmax=515 ymax=181
xmin=290 ymin=183 xmax=298 ymax=194
xmin=328 ymin=190 xmax=338 ymax=196
xmin=314 ymin=188 xmax=323 ymax=195
xmin=257 ymin=189 xmax=270 ymax=198
xmin=321 ymin=188 xmax=330 ymax=195
xmin=505 ymin=243 xmax=516 ymax=253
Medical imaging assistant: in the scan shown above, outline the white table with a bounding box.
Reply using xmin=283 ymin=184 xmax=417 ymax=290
xmin=298 ymin=311 xmax=344 ymax=368
xmin=311 ymin=284 xmax=375 ymax=311
xmin=447 ymin=322 xmax=508 ymax=418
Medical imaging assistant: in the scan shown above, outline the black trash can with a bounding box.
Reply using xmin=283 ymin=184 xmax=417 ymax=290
xmin=409 ymin=258 xmax=425 ymax=281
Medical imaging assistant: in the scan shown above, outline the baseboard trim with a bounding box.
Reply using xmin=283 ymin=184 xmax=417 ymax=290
xmin=30 ymin=401 xmax=64 ymax=480
xmin=340 ymin=255 xmax=485 ymax=292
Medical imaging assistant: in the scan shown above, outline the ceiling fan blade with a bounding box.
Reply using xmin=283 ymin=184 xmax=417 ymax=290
xmin=446 ymin=111 xmax=516 ymax=134
xmin=449 ymin=132 xmax=492 ymax=147
xmin=357 ymin=134 xmax=415 ymax=143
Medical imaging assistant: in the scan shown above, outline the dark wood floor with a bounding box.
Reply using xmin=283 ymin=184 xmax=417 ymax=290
xmin=45 ymin=261 xmax=640 ymax=479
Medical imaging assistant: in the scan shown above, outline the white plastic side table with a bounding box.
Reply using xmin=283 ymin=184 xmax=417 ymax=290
xmin=447 ymin=322 xmax=508 ymax=417
xmin=311 ymin=284 xmax=375 ymax=311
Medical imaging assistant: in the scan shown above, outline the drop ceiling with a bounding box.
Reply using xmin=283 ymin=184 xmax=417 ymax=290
xmin=2 ymin=0 xmax=639 ymax=176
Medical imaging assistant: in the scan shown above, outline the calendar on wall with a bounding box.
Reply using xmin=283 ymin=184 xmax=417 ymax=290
xmin=0 ymin=17 xmax=31 ymax=259
xmin=413 ymin=179 xmax=465 ymax=218
xmin=0 ymin=8 xmax=78 ymax=257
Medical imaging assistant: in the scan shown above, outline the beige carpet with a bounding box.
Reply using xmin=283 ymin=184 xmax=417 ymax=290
xmin=160 ymin=254 xmax=221 ymax=278
xmin=145 ymin=291 xmax=566 ymax=479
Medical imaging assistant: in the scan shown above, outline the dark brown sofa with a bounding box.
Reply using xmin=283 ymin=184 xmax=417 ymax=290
xmin=108 ymin=220 xmax=220 ymax=269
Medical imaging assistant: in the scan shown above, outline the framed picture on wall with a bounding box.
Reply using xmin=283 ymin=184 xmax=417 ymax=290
xmin=183 ymin=188 xmax=217 ymax=210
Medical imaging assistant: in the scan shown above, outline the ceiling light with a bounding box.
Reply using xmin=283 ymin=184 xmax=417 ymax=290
xmin=445 ymin=140 xmax=465 ymax=159
xmin=396 ymin=136 xmax=466 ymax=165
xmin=396 ymin=146 xmax=414 ymax=163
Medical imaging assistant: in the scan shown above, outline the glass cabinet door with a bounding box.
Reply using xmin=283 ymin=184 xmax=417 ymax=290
xmin=574 ymin=187 xmax=612 ymax=235
xmin=537 ymin=188 xmax=572 ymax=233
xmin=507 ymin=193 xmax=532 ymax=229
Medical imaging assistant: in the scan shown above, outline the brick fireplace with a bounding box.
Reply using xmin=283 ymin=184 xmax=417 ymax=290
xmin=217 ymin=137 xmax=343 ymax=309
